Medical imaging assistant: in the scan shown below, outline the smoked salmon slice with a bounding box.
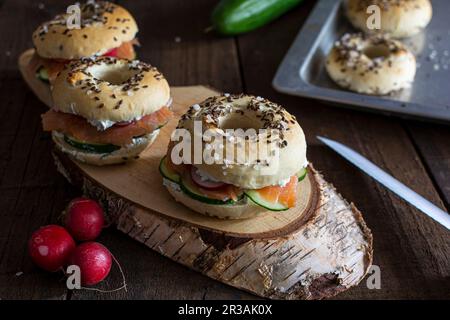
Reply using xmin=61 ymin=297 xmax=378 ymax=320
xmin=255 ymin=176 xmax=298 ymax=208
xmin=42 ymin=106 xmax=173 ymax=146
xmin=42 ymin=59 xmax=67 ymax=83
xmin=105 ymin=39 xmax=138 ymax=60
xmin=32 ymin=40 xmax=138 ymax=84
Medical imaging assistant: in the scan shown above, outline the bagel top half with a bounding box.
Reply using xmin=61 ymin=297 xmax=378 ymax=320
xmin=346 ymin=0 xmax=432 ymax=38
xmin=52 ymin=56 xmax=170 ymax=124
xmin=32 ymin=1 xmax=138 ymax=59
xmin=169 ymin=95 xmax=307 ymax=189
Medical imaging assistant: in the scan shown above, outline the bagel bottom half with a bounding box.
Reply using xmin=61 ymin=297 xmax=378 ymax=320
xmin=52 ymin=130 xmax=160 ymax=166
xmin=163 ymin=178 xmax=266 ymax=219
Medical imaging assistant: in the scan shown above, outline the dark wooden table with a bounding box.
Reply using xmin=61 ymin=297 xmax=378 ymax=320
xmin=0 ymin=0 xmax=449 ymax=300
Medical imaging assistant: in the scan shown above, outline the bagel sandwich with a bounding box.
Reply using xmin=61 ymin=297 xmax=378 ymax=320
xmin=24 ymin=0 xmax=139 ymax=106
xmin=160 ymin=94 xmax=308 ymax=219
xmin=42 ymin=56 xmax=172 ymax=166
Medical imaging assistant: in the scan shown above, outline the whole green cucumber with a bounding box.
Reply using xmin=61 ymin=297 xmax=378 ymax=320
xmin=212 ymin=0 xmax=303 ymax=35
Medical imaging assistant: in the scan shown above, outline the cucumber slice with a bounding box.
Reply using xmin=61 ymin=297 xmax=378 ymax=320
xmin=297 ymin=167 xmax=307 ymax=182
xmin=36 ymin=66 xmax=49 ymax=84
xmin=244 ymin=189 xmax=289 ymax=211
xmin=64 ymin=135 xmax=121 ymax=154
xmin=245 ymin=169 xmax=306 ymax=211
xmin=159 ymin=156 xmax=180 ymax=183
xmin=180 ymin=174 xmax=242 ymax=205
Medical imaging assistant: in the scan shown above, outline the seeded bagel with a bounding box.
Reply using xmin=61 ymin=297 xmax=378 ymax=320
xmin=33 ymin=1 xmax=138 ymax=59
xmin=345 ymin=0 xmax=432 ymax=39
xmin=169 ymin=94 xmax=307 ymax=190
xmin=326 ymin=33 xmax=416 ymax=95
xmin=42 ymin=55 xmax=172 ymax=166
xmin=52 ymin=56 xmax=171 ymax=125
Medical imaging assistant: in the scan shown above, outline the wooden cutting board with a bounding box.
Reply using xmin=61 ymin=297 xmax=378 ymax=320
xmin=46 ymin=84 xmax=373 ymax=299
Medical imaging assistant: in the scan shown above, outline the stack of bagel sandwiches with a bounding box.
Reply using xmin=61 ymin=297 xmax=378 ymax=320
xmin=20 ymin=0 xmax=173 ymax=165
xmin=27 ymin=0 xmax=139 ymax=103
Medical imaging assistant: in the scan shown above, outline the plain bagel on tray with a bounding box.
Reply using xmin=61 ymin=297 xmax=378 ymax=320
xmin=42 ymin=56 xmax=173 ymax=166
xmin=161 ymin=94 xmax=309 ymax=219
xmin=326 ymin=33 xmax=416 ymax=95
xmin=345 ymin=0 xmax=432 ymax=38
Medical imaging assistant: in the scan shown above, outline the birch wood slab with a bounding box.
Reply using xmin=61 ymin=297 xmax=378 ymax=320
xmin=51 ymin=85 xmax=373 ymax=299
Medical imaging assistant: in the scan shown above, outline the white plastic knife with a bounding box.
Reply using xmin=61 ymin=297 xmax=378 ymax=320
xmin=317 ymin=136 xmax=450 ymax=230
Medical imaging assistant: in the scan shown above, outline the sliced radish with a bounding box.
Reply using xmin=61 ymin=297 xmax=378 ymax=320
xmin=103 ymin=47 xmax=118 ymax=57
xmin=190 ymin=166 xmax=225 ymax=189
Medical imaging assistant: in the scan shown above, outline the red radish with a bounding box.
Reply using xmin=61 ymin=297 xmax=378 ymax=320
xmin=103 ymin=47 xmax=118 ymax=57
xmin=190 ymin=166 xmax=225 ymax=189
xmin=28 ymin=225 xmax=76 ymax=272
xmin=70 ymin=242 xmax=112 ymax=286
xmin=65 ymin=197 xmax=105 ymax=241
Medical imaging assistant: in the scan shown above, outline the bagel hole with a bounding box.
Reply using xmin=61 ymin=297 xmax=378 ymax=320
xmin=87 ymin=64 xmax=139 ymax=85
xmin=219 ymin=116 xmax=262 ymax=131
xmin=363 ymin=45 xmax=390 ymax=60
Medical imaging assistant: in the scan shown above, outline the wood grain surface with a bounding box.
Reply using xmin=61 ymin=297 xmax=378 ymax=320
xmin=0 ymin=0 xmax=449 ymax=300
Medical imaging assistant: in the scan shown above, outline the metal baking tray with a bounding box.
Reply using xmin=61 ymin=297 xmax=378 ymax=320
xmin=273 ymin=0 xmax=450 ymax=122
